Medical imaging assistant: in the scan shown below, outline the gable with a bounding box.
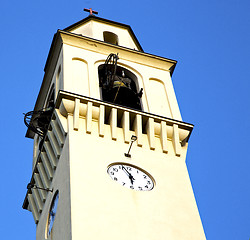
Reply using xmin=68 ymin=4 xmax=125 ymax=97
xmin=64 ymin=16 xmax=143 ymax=51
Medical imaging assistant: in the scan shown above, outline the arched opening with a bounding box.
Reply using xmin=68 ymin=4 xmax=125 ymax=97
xmin=98 ymin=55 xmax=143 ymax=110
xmin=103 ymin=31 xmax=119 ymax=45
xmin=45 ymin=85 xmax=55 ymax=109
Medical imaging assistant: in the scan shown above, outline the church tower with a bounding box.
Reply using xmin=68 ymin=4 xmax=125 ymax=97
xmin=23 ymin=11 xmax=206 ymax=240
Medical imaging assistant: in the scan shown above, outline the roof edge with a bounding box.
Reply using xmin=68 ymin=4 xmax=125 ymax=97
xmin=63 ymin=15 xmax=144 ymax=52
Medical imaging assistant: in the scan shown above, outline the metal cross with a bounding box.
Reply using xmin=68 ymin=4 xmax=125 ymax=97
xmin=84 ymin=8 xmax=98 ymax=16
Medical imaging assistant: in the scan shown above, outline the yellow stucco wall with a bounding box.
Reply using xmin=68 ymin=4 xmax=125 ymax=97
xmin=24 ymin=17 xmax=206 ymax=240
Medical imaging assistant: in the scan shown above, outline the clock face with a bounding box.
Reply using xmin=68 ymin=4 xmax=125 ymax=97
xmin=47 ymin=191 xmax=59 ymax=237
xmin=107 ymin=163 xmax=155 ymax=191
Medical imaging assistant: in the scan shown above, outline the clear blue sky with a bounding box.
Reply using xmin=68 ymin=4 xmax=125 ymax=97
xmin=1 ymin=0 xmax=250 ymax=239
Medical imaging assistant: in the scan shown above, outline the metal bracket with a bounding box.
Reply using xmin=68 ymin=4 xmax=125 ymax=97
xmin=27 ymin=183 xmax=53 ymax=193
xmin=124 ymin=135 xmax=137 ymax=158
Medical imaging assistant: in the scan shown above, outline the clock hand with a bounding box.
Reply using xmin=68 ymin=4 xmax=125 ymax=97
xmin=129 ymin=175 xmax=135 ymax=185
xmin=122 ymin=165 xmax=130 ymax=176
xmin=122 ymin=166 xmax=135 ymax=185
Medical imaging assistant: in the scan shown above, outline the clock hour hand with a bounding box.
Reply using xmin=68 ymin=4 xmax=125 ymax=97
xmin=129 ymin=175 xmax=135 ymax=185
xmin=122 ymin=165 xmax=135 ymax=185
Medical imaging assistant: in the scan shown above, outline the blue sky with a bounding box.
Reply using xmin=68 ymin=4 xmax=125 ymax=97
xmin=1 ymin=0 xmax=250 ymax=239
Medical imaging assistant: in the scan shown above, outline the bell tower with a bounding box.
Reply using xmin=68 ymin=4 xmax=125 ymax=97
xmin=23 ymin=12 xmax=206 ymax=240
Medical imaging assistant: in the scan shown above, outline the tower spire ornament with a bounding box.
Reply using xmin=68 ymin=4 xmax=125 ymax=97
xmin=84 ymin=8 xmax=98 ymax=16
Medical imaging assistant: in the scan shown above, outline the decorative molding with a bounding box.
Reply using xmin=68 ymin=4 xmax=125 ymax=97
xmin=57 ymin=91 xmax=193 ymax=154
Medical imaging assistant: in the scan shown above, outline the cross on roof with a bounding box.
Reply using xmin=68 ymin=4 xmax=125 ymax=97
xmin=84 ymin=8 xmax=98 ymax=16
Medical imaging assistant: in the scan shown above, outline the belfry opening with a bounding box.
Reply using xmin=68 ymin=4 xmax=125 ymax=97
xmin=98 ymin=53 xmax=143 ymax=111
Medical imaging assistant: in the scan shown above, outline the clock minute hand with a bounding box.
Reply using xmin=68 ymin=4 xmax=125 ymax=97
xmin=122 ymin=165 xmax=130 ymax=176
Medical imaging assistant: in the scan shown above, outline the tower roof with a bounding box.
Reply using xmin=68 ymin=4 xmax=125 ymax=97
xmin=63 ymin=15 xmax=144 ymax=52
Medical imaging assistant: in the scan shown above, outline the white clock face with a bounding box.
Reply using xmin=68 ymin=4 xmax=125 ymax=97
xmin=47 ymin=191 xmax=59 ymax=237
xmin=107 ymin=163 xmax=155 ymax=191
